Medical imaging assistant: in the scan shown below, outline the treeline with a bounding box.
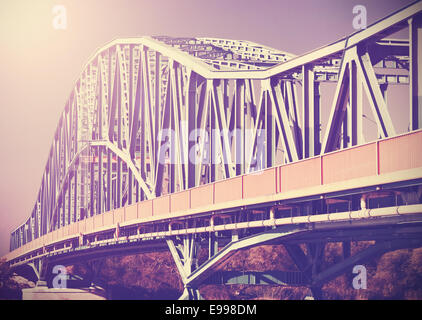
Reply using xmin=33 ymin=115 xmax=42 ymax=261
xmin=74 ymin=242 xmax=422 ymax=300
xmin=1 ymin=242 xmax=422 ymax=299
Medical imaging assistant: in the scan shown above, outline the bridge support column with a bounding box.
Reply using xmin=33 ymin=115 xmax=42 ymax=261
xmin=284 ymin=238 xmax=422 ymax=299
xmin=36 ymin=258 xmax=50 ymax=287
xmin=167 ymin=234 xmax=203 ymax=300
xmin=284 ymin=242 xmax=325 ymax=299
xmin=168 ymin=226 xmax=304 ymax=299
xmin=309 ymin=243 xmax=325 ymax=300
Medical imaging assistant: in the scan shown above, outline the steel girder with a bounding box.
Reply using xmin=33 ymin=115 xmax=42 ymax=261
xmin=166 ymin=226 xmax=305 ymax=299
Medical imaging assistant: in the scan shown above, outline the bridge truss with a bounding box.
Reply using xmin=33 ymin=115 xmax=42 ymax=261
xmin=5 ymin=1 xmax=422 ymax=299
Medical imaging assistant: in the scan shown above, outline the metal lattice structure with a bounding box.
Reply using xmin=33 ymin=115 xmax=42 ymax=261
xmin=5 ymin=1 xmax=422 ymax=300
xmin=9 ymin=36 xmax=296 ymax=248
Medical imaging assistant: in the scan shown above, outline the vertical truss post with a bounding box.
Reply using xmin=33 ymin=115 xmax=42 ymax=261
xmin=128 ymin=170 xmax=133 ymax=205
xmin=73 ymin=164 xmax=77 ymax=222
xmin=209 ymin=84 xmax=216 ymax=182
xmin=117 ymin=158 xmax=122 ymax=208
xmin=187 ymin=72 xmax=198 ymax=188
xmin=56 ymin=199 xmax=61 ymax=229
xmin=342 ymin=102 xmax=350 ymax=148
xmin=98 ymin=146 xmax=103 ymax=213
xmin=62 ymin=184 xmax=66 ymax=227
xmin=106 ymin=149 xmax=111 ymax=211
xmin=302 ymin=65 xmax=321 ymax=157
xmin=270 ymin=79 xmax=300 ymax=163
xmin=212 ymin=78 xmax=235 ymax=179
xmin=67 ymin=177 xmax=71 ymax=224
xmin=409 ymin=15 xmax=422 ymax=130
xmin=235 ymin=79 xmax=245 ymax=175
xmin=169 ymin=74 xmax=176 ymax=194
xmin=349 ymin=60 xmax=363 ymax=145
xmin=90 ymin=154 xmax=95 ymax=216
xmin=154 ymin=52 xmax=161 ymax=161
xmin=265 ymin=88 xmax=275 ymax=167
xmin=154 ymin=62 xmax=172 ymax=196
xmin=285 ymin=81 xmax=302 ymax=159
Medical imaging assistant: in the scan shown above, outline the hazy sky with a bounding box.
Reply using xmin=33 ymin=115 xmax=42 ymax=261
xmin=0 ymin=0 xmax=415 ymax=256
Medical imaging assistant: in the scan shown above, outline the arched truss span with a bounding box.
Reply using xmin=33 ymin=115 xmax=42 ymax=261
xmin=10 ymin=1 xmax=422 ymax=251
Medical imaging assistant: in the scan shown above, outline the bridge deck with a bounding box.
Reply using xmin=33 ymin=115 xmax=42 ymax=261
xmin=4 ymin=129 xmax=422 ymax=265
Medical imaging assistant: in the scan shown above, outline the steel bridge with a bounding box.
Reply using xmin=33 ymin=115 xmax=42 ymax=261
xmin=3 ymin=1 xmax=422 ymax=300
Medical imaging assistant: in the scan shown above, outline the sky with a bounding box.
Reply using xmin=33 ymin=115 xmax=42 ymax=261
xmin=0 ymin=0 xmax=415 ymax=256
